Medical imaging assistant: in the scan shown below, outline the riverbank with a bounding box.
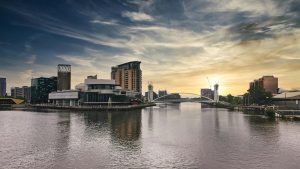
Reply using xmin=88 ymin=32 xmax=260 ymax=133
xmin=238 ymin=105 xmax=300 ymax=120
xmin=26 ymin=103 xmax=156 ymax=111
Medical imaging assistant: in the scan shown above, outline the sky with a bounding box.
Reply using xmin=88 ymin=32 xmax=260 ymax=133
xmin=0 ymin=0 xmax=300 ymax=95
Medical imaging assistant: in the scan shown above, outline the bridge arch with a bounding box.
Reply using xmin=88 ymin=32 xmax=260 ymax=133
xmin=153 ymin=93 xmax=214 ymax=102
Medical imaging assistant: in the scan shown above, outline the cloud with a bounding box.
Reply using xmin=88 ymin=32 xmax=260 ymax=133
xmin=20 ymin=69 xmax=33 ymax=81
xmin=122 ymin=11 xmax=154 ymax=21
xmin=56 ymin=55 xmax=95 ymax=67
xmin=25 ymin=55 xmax=36 ymax=64
xmin=1 ymin=0 xmax=300 ymax=95
xmin=90 ymin=19 xmax=118 ymax=25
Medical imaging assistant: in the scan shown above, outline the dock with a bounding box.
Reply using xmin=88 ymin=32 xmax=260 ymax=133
xmin=27 ymin=103 xmax=156 ymax=111
xmin=239 ymin=105 xmax=300 ymax=120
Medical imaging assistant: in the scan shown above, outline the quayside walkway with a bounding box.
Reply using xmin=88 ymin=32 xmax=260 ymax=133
xmin=28 ymin=103 xmax=156 ymax=111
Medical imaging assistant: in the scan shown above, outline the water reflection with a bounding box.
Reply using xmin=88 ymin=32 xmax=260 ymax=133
xmin=1 ymin=104 xmax=300 ymax=169
xmin=109 ymin=111 xmax=141 ymax=142
xmin=82 ymin=110 xmax=142 ymax=147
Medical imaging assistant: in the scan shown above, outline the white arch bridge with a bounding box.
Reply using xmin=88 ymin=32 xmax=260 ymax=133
xmin=152 ymin=93 xmax=230 ymax=106
xmin=153 ymin=93 xmax=213 ymax=103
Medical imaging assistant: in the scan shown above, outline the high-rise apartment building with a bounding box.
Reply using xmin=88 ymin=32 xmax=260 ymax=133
xmin=31 ymin=77 xmax=57 ymax=103
xmin=57 ymin=64 xmax=71 ymax=91
xmin=111 ymin=61 xmax=142 ymax=93
xmin=249 ymin=75 xmax=278 ymax=94
xmin=0 ymin=77 xmax=6 ymax=96
xmin=11 ymin=86 xmax=31 ymax=102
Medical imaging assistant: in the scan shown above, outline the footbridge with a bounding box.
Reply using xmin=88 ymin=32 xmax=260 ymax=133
xmin=153 ymin=93 xmax=214 ymax=103
xmin=152 ymin=93 xmax=232 ymax=108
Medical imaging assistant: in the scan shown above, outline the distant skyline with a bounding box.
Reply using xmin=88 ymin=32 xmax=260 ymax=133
xmin=1 ymin=0 xmax=300 ymax=95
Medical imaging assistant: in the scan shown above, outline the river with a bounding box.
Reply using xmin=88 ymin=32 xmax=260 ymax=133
xmin=0 ymin=103 xmax=300 ymax=169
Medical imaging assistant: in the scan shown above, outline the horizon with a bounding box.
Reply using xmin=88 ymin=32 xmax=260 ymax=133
xmin=1 ymin=0 xmax=300 ymax=95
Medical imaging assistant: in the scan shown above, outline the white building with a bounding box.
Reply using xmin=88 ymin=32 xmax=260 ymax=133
xmin=49 ymin=90 xmax=79 ymax=106
xmin=147 ymin=83 xmax=154 ymax=102
xmin=49 ymin=76 xmax=140 ymax=106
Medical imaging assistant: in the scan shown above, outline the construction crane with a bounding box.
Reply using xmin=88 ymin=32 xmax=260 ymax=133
xmin=206 ymin=77 xmax=212 ymax=90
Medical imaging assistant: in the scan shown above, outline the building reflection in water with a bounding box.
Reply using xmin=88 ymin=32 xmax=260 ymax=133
xmin=214 ymin=108 xmax=220 ymax=131
xmin=147 ymin=107 xmax=154 ymax=130
xmin=53 ymin=112 xmax=71 ymax=167
xmin=82 ymin=110 xmax=142 ymax=148
xmin=243 ymin=113 xmax=280 ymax=142
xmin=108 ymin=110 xmax=142 ymax=143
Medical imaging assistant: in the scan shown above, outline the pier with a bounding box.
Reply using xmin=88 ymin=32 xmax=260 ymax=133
xmin=27 ymin=103 xmax=156 ymax=111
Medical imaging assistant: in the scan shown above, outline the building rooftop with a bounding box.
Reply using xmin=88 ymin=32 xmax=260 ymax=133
xmin=84 ymin=79 xmax=115 ymax=85
xmin=273 ymin=91 xmax=300 ymax=100
xmin=112 ymin=61 xmax=141 ymax=69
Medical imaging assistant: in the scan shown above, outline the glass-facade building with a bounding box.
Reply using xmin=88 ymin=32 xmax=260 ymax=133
xmin=0 ymin=78 xmax=6 ymax=96
xmin=31 ymin=77 xmax=57 ymax=104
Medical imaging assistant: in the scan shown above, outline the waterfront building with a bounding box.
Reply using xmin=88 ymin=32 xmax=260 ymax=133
xmin=111 ymin=61 xmax=142 ymax=93
xmin=0 ymin=77 xmax=6 ymax=96
xmin=11 ymin=86 xmax=31 ymax=102
xmin=145 ymin=91 xmax=158 ymax=101
xmin=0 ymin=98 xmax=24 ymax=105
xmin=31 ymin=77 xmax=57 ymax=104
xmin=272 ymin=91 xmax=300 ymax=109
xmin=158 ymin=90 xmax=168 ymax=98
xmin=201 ymin=88 xmax=214 ymax=100
xmin=249 ymin=75 xmax=278 ymax=94
xmin=57 ymin=64 xmax=71 ymax=91
xmin=49 ymin=90 xmax=79 ymax=106
xmin=49 ymin=76 xmax=139 ymax=106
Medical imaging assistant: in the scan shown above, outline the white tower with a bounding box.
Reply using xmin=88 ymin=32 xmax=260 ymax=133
xmin=147 ymin=82 xmax=154 ymax=102
xmin=214 ymin=84 xmax=219 ymax=102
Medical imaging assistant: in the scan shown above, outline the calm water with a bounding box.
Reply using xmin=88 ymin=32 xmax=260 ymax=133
xmin=0 ymin=103 xmax=300 ymax=169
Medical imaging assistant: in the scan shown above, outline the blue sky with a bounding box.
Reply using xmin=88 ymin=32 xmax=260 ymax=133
xmin=0 ymin=0 xmax=300 ymax=95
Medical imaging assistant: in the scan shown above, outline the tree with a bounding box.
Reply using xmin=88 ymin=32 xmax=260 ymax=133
xmin=227 ymin=94 xmax=234 ymax=104
xmin=246 ymin=86 xmax=272 ymax=105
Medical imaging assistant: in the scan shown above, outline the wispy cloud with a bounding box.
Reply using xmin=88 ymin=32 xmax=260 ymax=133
xmin=25 ymin=55 xmax=36 ymax=64
xmin=122 ymin=11 xmax=154 ymax=21
xmin=1 ymin=0 xmax=300 ymax=95
xmin=90 ymin=19 xmax=119 ymax=25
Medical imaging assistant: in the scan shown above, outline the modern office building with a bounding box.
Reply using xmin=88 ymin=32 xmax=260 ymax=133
xmin=49 ymin=76 xmax=139 ymax=106
xmin=201 ymin=88 xmax=214 ymax=100
xmin=11 ymin=86 xmax=31 ymax=102
xmin=57 ymin=64 xmax=71 ymax=91
xmin=111 ymin=61 xmax=142 ymax=93
xmin=31 ymin=77 xmax=57 ymax=104
xmin=0 ymin=77 xmax=6 ymax=96
xmin=249 ymin=75 xmax=278 ymax=94
xmin=158 ymin=90 xmax=168 ymax=98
